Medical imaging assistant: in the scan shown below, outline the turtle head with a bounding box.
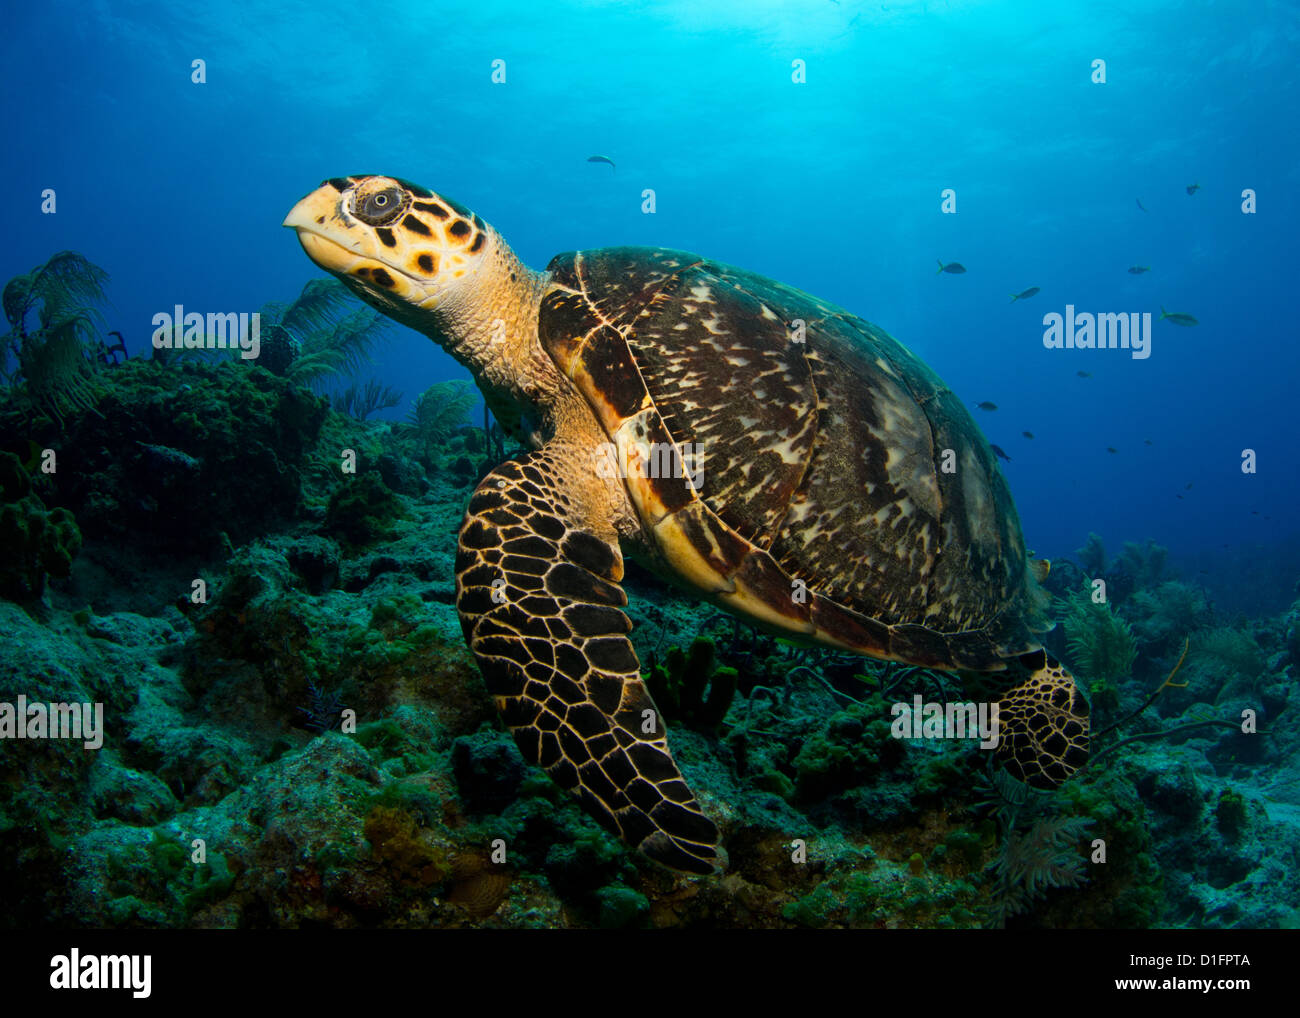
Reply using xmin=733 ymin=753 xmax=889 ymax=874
xmin=285 ymin=175 xmax=558 ymax=439
xmin=283 ymin=176 xmax=498 ymax=330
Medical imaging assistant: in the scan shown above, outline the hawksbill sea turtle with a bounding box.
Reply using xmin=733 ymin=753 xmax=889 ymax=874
xmin=284 ymin=176 xmax=1089 ymax=875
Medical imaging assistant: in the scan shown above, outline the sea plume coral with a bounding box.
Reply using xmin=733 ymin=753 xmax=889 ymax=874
xmin=333 ymin=379 xmax=403 ymax=420
xmin=1057 ymin=585 xmax=1137 ymax=683
xmin=1190 ymin=627 xmax=1265 ymax=681
xmin=975 ymin=768 xmax=1094 ymax=927
xmin=1076 ymin=532 xmax=1106 ymax=576
xmin=2 ymin=251 xmax=111 ymax=424
xmin=1128 ymin=581 xmax=1213 ymax=651
xmin=990 ymin=813 xmax=1094 ymax=924
xmin=255 ymin=279 xmax=392 ymax=388
xmin=406 ymin=380 xmax=477 ymax=466
xmin=297 ymin=678 xmax=347 ymax=734
xmin=289 ymin=307 xmax=392 ymax=389
xmin=1115 ymin=538 xmax=1168 ymax=588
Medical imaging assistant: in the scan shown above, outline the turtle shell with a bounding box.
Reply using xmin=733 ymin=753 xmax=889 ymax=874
xmin=539 ymin=247 xmax=1047 ymax=671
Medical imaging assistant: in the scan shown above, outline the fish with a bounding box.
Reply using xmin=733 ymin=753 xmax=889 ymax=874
xmin=1010 ymin=287 xmax=1040 ymax=302
xmin=1185 ymin=482 xmax=1193 ymax=490
xmin=936 ymin=260 xmax=966 ymax=274
xmin=1186 ymin=183 xmax=1200 ymax=195
xmin=1177 ymin=495 xmax=1184 ymax=500
xmin=1128 ymin=265 xmax=1151 ymax=274
xmin=1106 ymin=447 xmax=1118 ymax=454
xmin=990 ymin=444 xmax=1011 ymax=462
xmin=1136 ymin=198 xmax=1148 ymax=212
xmin=1022 ymin=431 xmax=1034 ymax=439
xmin=587 ymin=155 xmax=616 ymax=171
xmin=1077 ymin=370 xmax=1091 ymax=378
xmin=1143 ymin=439 xmax=1153 ymax=445
xmin=1159 ymin=306 xmax=1199 ymax=326
xmin=975 ymin=401 xmax=998 ymax=411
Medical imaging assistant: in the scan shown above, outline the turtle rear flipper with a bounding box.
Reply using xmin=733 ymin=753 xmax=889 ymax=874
xmin=993 ymin=650 xmax=1090 ymax=789
xmin=456 ymin=451 xmax=722 ymax=875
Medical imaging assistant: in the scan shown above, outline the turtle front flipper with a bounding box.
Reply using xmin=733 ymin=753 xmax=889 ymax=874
xmin=993 ymin=650 xmax=1090 ymax=789
xmin=456 ymin=452 xmax=722 ymax=875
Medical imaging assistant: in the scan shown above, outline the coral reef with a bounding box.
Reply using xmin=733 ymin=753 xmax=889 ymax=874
xmin=0 ymin=319 xmax=1293 ymax=931
xmin=0 ymin=451 xmax=81 ymax=601
xmin=645 ymin=638 xmax=738 ymax=731
xmin=325 ymin=473 xmax=404 ymax=549
xmin=1 ymin=359 xmax=327 ymax=562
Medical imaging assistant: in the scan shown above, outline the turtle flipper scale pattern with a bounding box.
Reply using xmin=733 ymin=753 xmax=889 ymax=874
xmin=455 ymin=452 xmax=721 ymax=875
xmin=993 ymin=650 xmax=1090 ymax=789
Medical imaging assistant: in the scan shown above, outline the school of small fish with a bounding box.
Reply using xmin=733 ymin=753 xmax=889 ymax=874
xmin=935 ymin=181 xmax=1204 ymax=470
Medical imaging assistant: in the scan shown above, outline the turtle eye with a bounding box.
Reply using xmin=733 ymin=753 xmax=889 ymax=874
xmin=353 ymin=187 xmax=408 ymax=226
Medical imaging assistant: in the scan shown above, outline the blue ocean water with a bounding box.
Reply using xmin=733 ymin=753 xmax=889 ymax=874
xmin=5 ymin=1 xmax=1300 ymax=946
xmin=2 ymin=0 xmax=1296 ymax=611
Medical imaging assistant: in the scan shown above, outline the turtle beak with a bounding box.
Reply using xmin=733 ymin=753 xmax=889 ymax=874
xmin=282 ymin=184 xmax=340 ymax=232
xmin=284 ymin=185 xmax=369 ymax=275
